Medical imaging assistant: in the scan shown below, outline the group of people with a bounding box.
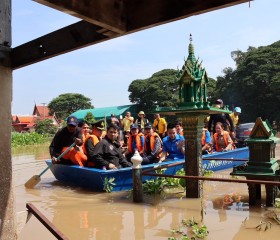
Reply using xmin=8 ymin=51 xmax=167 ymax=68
xmin=49 ymin=100 xmax=242 ymax=170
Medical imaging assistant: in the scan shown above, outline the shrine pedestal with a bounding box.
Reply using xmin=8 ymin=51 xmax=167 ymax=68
xmin=177 ymin=112 xmax=208 ymax=198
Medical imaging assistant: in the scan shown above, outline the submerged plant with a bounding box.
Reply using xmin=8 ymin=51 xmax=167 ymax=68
xmin=142 ymin=168 xmax=184 ymax=196
xmin=103 ymin=177 xmax=116 ymax=193
xmin=169 ymin=217 xmax=209 ymax=239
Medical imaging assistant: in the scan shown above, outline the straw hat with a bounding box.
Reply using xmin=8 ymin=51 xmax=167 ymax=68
xmin=138 ymin=111 xmax=145 ymax=117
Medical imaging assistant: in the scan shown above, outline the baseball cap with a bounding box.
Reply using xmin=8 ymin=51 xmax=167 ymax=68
xmin=234 ymin=107 xmax=241 ymax=113
xmin=130 ymin=123 xmax=138 ymax=129
xmin=144 ymin=123 xmax=153 ymax=129
xmin=67 ymin=116 xmax=78 ymax=126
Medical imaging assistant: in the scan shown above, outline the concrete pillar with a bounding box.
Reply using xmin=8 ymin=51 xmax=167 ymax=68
xmin=0 ymin=0 xmax=16 ymax=239
xmin=178 ymin=112 xmax=208 ymax=198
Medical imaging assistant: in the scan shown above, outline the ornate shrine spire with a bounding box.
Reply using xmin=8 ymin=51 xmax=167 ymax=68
xmin=187 ymin=34 xmax=196 ymax=63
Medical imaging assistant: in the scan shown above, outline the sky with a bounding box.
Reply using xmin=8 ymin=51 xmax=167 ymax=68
xmin=12 ymin=0 xmax=280 ymax=115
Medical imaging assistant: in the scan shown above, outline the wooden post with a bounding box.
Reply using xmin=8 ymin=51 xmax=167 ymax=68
xmin=131 ymin=150 xmax=143 ymax=202
xmin=0 ymin=1 xmax=15 ymax=239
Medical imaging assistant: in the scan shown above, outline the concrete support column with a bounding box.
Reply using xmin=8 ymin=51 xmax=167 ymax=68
xmin=0 ymin=0 xmax=15 ymax=239
xmin=178 ymin=112 xmax=207 ymax=198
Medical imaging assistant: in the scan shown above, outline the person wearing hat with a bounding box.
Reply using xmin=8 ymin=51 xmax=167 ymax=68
xmin=142 ymin=123 xmax=163 ymax=164
xmin=92 ymin=124 xmax=132 ymax=169
xmin=84 ymin=120 xmax=105 ymax=167
xmin=125 ymin=123 xmax=145 ymax=162
xmin=229 ymin=107 xmax=242 ymax=128
xmin=208 ymin=99 xmax=235 ymax=137
xmin=50 ymin=115 xmax=84 ymax=165
xmin=135 ymin=111 xmax=149 ymax=133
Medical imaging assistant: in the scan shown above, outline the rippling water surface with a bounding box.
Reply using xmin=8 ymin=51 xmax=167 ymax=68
xmin=13 ymin=144 xmax=280 ymax=240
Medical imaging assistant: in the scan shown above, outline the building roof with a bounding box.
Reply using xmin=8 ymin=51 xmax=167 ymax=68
xmin=33 ymin=104 xmax=50 ymax=117
xmin=70 ymin=104 xmax=138 ymax=121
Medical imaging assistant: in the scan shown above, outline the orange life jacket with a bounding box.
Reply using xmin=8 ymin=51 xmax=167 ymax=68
xmin=83 ymin=134 xmax=100 ymax=167
xmin=144 ymin=133 xmax=162 ymax=158
xmin=83 ymin=134 xmax=100 ymax=155
xmin=128 ymin=133 xmax=144 ymax=153
xmin=213 ymin=131 xmax=229 ymax=152
xmin=61 ymin=146 xmax=88 ymax=166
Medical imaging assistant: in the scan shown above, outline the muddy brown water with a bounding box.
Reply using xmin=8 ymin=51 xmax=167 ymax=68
xmin=13 ymin=144 xmax=280 ymax=240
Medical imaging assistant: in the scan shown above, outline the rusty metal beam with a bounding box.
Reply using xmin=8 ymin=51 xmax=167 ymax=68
xmin=33 ymin=0 xmax=126 ymax=34
xmin=11 ymin=21 xmax=120 ymax=70
xmin=26 ymin=203 xmax=69 ymax=240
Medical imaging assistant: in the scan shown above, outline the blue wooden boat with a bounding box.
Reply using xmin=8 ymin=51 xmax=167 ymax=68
xmin=45 ymin=147 xmax=249 ymax=192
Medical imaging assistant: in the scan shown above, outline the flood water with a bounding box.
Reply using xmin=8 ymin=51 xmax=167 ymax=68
xmin=13 ymin=144 xmax=280 ymax=240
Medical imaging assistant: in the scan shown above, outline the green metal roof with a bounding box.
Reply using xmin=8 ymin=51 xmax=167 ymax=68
xmin=70 ymin=104 xmax=138 ymax=121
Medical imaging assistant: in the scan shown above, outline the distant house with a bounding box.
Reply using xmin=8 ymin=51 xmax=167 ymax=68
xmin=12 ymin=115 xmax=37 ymax=133
xmin=12 ymin=104 xmax=60 ymax=132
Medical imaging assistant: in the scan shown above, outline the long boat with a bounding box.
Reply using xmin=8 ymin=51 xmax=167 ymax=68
xmin=45 ymin=147 xmax=249 ymax=192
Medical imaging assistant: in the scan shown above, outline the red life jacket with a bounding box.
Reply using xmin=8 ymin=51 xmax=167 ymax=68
xmin=128 ymin=133 xmax=144 ymax=153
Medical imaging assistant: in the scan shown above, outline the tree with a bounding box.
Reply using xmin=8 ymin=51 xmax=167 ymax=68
xmin=211 ymin=40 xmax=280 ymax=122
xmin=84 ymin=112 xmax=96 ymax=124
xmin=233 ymin=41 xmax=280 ymax=122
xmin=128 ymin=69 xmax=179 ymax=112
xmin=35 ymin=119 xmax=58 ymax=135
xmin=48 ymin=93 xmax=93 ymax=119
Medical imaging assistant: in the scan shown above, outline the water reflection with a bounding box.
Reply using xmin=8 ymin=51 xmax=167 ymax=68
xmin=14 ymin=145 xmax=280 ymax=240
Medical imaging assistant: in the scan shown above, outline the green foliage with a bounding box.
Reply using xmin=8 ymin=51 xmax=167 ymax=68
xmin=142 ymin=168 xmax=183 ymax=195
xmin=48 ymin=93 xmax=93 ymax=119
xmin=84 ymin=112 xmax=96 ymax=124
xmin=169 ymin=217 xmax=209 ymax=239
xmin=213 ymin=41 xmax=280 ymax=122
xmin=103 ymin=177 xmax=116 ymax=193
xmin=34 ymin=119 xmax=58 ymax=135
xmin=12 ymin=132 xmax=49 ymax=147
xmin=128 ymin=69 xmax=179 ymax=112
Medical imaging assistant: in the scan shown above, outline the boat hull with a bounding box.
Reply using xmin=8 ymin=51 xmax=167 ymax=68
xmin=46 ymin=147 xmax=249 ymax=192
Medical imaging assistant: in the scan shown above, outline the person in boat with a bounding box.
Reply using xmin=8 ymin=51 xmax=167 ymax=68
xmin=50 ymin=116 xmax=85 ymax=165
xmin=92 ymin=123 xmax=132 ymax=170
xmin=212 ymin=122 xmax=234 ymax=152
xmin=135 ymin=111 xmax=149 ymax=133
xmin=208 ymin=99 xmax=235 ymax=137
xmin=153 ymin=113 xmax=167 ymax=139
xmin=84 ymin=120 xmax=105 ymax=167
xmin=120 ymin=111 xmax=134 ymax=146
xmin=78 ymin=120 xmax=91 ymax=142
xmin=175 ymin=120 xmax=184 ymax=136
xmin=125 ymin=123 xmax=145 ymax=162
xmin=160 ymin=123 xmax=185 ymax=161
xmin=142 ymin=123 xmax=162 ymax=164
xmin=202 ymin=125 xmax=212 ymax=154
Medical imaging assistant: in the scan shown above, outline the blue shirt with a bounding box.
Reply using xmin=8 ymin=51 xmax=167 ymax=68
xmin=205 ymin=130 xmax=211 ymax=144
xmin=162 ymin=134 xmax=185 ymax=159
